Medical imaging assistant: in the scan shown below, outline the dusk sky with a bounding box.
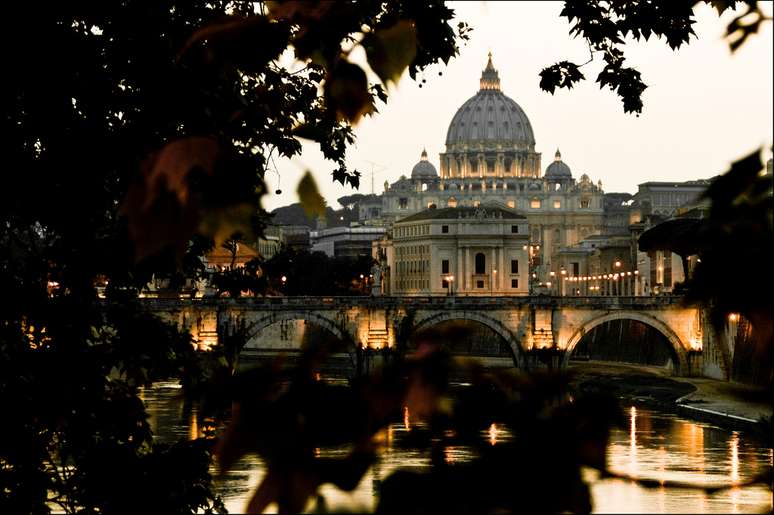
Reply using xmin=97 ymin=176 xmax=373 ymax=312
xmin=264 ymin=1 xmax=773 ymax=212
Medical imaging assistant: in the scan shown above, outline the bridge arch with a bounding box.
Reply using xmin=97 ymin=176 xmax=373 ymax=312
xmin=242 ymin=311 xmax=355 ymax=351
xmin=411 ymin=311 xmax=524 ymax=368
xmin=562 ymin=311 xmax=688 ymax=373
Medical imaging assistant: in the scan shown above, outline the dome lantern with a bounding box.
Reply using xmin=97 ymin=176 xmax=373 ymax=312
xmin=480 ymin=52 xmax=501 ymax=91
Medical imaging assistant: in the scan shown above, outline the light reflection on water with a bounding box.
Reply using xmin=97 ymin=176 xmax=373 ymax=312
xmin=142 ymin=382 xmax=773 ymax=514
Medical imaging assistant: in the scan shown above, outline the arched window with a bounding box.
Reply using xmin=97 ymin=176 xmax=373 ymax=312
xmin=475 ymin=253 xmax=486 ymax=274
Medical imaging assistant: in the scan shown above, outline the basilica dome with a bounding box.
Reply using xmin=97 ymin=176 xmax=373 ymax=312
xmin=545 ymin=149 xmax=572 ymax=178
xmin=411 ymin=148 xmax=438 ymax=179
xmin=445 ymin=53 xmax=536 ymax=150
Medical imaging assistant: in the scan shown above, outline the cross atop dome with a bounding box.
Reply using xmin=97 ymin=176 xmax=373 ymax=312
xmin=480 ymin=51 xmax=501 ymax=91
xmin=555 ymin=148 xmax=562 ymax=161
xmin=421 ymin=148 xmax=428 ymax=160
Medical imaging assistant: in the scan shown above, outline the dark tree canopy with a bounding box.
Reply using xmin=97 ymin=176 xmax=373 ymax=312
xmin=0 ymin=1 xmax=469 ymax=512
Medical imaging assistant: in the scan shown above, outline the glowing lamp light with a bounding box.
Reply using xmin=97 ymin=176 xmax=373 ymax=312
xmin=728 ymin=313 xmax=739 ymax=322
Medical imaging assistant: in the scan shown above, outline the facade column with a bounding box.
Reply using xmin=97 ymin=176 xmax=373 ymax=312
xmin=465 ymin=247 xmax=471 ymax=291
xmin=498 ymin=244 xmax=505 ymax=292
xmin=456 ymin=246 xmax=463 ymax=295
xmin=489 ymin=247 xmax=500 ymax=294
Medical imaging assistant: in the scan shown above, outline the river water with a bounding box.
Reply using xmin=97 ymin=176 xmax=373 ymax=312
xmin=142 ymin=381 xmax=773 ymax=514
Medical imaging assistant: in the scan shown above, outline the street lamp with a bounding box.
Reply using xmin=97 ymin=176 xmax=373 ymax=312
xmin=446 ymin=275 xmax=454 ymax=296
xmin=491 ymin=269 xmax=497 ymax=295
xmin=549 ymin=270 xmax=556 ymax=295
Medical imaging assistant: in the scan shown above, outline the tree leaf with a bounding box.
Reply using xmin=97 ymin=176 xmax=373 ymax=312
xmin=266 ymin=1 xmax=334 ymax=22
xmin=296 ymin=171 xmax=327 ymax=220
xmin=120 ymin=137 xmax=220 ymax=260
xmin=364 ymin=21 xmax=418 ymax=86
xmin=144 ymin=137 xmax=219 ymax=208
xmin=324 ymin=60 xmax=374 ymax=123
xmin=539 ymin=61 xmax=585 ymax=94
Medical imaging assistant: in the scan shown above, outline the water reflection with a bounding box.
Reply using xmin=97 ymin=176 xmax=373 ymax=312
xmin=629 ymin=406 xmax=637 ymax=474
xmin=488 ymin=423 xmax=498 ymax=446
xmin=142 ymin=383 xmax=773 ymax=514
xmin=601 ymin=407 xmax=771 ymax=514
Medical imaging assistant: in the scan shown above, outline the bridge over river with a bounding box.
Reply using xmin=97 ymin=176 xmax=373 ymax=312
xmin=143 ymin=296 xmax=734 ymax=378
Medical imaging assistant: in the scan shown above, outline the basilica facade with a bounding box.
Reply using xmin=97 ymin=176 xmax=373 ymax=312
xmin=370 ymin=54 xmax=606 ymax=285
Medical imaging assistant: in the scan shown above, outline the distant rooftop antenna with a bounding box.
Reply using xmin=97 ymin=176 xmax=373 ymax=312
xmin=363 ymin=160 xmax=388 ymax=194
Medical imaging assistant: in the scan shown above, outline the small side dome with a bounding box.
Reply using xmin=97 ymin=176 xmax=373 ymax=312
xmin=545 ymin=148 xmax=572 ymax=179
xmin=411 ymin=148 xmax=438 ymax=179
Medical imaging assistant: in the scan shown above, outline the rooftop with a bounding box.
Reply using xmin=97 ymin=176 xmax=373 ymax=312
xmin=396 ymin=205 xmax=526 ymax=223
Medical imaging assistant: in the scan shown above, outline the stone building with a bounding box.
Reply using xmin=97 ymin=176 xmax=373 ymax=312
xmin=310 ymin=225 xmax=387 ymax=258
xmin=377 ymin=54 xmax=606 ymax=276
xmin=387 ymin=206 xmax=529 ymax=296
xmin=632 ymin=179 xmax=713 ymax=217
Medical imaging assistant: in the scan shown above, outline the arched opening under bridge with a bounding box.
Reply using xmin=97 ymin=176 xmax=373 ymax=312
xmin=565 ymin=313 xmax=685 ymax=374
xmin=241 ymin=312 xmax=355 ymax=376
xmin=409 ymin=312 xmax=522 ymax=369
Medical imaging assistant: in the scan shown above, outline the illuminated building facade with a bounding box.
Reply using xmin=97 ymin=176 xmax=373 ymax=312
xmin=388 ymin=206 xmax=529 ymax=296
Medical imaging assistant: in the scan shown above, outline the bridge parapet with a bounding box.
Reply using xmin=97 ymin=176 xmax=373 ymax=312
xmin=134 ymin=295 xmax=711 ymax=377
xmin=137 ymin=295 xmax=689 ymax=312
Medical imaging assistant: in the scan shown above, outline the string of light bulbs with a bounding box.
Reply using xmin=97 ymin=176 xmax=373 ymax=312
xmin=564 ymin=270 xmax=640 ymax=282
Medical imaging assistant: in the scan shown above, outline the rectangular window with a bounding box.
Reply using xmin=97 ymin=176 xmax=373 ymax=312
xmin=511 ymin=260 xmax=518 ymax=274
xmin=511 ymin=225 xmax=518 ymax=233
xmin=530 ymin=199 xmax=541 ymax=209
xmin=399 ymin=198 xmax=408 ymax=209
xmin=511 ymin=279 xmax=518 ymax=288
xmin=476 ymin=280 xmax=485 ymax=289
xmin=572 ymin=262 xmax=580 ymax=276
xmin=553 ymin=200 xmax=561 ymax=209
xmin=442 ymin=279 xmax=449 ymax=288
xmin=442 ymin=225 xmax=449 ymax=234
xmin=442 ymin=259 xmax=450 ymax=274
xmin=580 ymin=199 xmax=589 ymax=209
